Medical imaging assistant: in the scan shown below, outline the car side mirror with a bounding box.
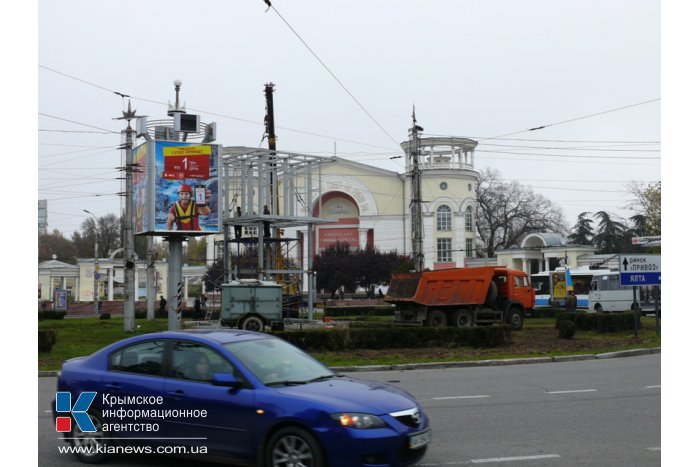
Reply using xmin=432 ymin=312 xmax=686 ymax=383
xmin=212 ymin=373 xmax=242 ymax=387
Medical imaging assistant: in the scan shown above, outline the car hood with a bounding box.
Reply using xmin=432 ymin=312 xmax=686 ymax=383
xmin=272 ymin=376 xmax=418 ymax=414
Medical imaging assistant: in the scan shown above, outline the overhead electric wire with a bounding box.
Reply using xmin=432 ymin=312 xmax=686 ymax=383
xmin=423 ymin=134 xmax=660 ymax=144
xmin=38 ymin=112 xmax=120 ymax=134
xmin=40 ymin=64 xmax=400 ymax=152
xmin=477 ymin=149 xmax=659 ymax=160
xmin=39 ymin=129 xmax=114 ymax=134
xmin=477 ymin=143 xmax=660 ymax=152
xmin=264 ymin=2 xmax=400 ymax=147
xmin=40 ymin=148 xmax=117 ymax=167
xmin=485 ymin=98 xmax=660 ymax=140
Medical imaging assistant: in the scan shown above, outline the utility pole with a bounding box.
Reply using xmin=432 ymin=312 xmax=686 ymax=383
xmin=83 ymin=209 xmax=99 ymax=315
xmin=116 ymin=101 xmax=141 ymax=332
xmin=264 ymin=83 xmax=279 ymax=280
xmin=409 ymin=108 xmax=424 ymax=272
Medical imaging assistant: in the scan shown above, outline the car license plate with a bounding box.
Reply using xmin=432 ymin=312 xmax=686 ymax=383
xmin=408 ymin=429 xmax=431 ymax=449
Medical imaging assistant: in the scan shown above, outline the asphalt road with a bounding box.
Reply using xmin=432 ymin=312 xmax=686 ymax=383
xmin=38 ymin=354 xmax=660 ymax=466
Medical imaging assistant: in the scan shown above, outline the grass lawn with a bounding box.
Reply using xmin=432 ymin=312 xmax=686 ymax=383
xmin=38 ymin=316 xmax=660 ymax=372
xmin=39 ymin=318 xmax=170 ymax=371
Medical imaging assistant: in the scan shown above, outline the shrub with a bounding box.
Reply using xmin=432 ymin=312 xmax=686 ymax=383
xmin=39 ymin=330 xmax=57 ymax=353
xmin=38 ymin=311 xmax=67 ymax=320
xmin=556 ymin=311 xmax=642 ymax=333
xmin=135 ymin=311 xmax=147 ymax=319
xmin=99 ymin=312 xmax=111 ymax=320
xmin=557 ymin=320 xmax=576 ymax=339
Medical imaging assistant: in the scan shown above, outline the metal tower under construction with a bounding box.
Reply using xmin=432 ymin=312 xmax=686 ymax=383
xmin=219 ymin=147 xmax=333 ymax=319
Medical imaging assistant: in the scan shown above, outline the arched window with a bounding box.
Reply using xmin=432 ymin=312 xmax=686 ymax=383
xmin=465 ymin=206 xmax=473 ymax=231
xmin=437 ymin=205 xmax=452 ymax=231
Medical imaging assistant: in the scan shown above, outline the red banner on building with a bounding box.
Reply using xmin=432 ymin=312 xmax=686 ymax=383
xmin=319 ymin=228 xmax=359 ymax=249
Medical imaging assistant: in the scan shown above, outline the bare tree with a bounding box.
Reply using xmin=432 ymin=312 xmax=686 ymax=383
xmin=73 ymin=213 xmax=122 ymax=258
xmin=476 ymin=168 xmax=567 ymax=257
xmin=626 ymin=181 xmax=660 ymax=236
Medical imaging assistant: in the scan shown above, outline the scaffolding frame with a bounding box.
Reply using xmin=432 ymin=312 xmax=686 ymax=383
xmin=219 ymin=147 xmax=335 ymax=318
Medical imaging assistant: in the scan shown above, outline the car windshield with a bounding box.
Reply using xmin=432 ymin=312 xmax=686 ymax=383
xmin=223 ymin=337 xmax=335 ymax=386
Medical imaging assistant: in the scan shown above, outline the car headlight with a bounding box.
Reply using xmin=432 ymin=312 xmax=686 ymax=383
xmin=331 ymin=413 xmax=387 ymax=429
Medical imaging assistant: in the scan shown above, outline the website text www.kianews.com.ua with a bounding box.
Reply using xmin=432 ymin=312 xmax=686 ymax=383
xmin=58 ymin=443 xmax=208 ymax=456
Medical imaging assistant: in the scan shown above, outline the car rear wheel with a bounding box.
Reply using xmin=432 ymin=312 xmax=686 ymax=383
xmin=267 ymin=426 xmax=323 ymax=467
xmin=239 ymin=315 xmax=265 ymax=332
xmin=70 ymin=409 xmax=108 ymax=464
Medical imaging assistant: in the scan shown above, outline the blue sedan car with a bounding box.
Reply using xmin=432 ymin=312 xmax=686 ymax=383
xmin=55 ymin=329 xmax=430 ymax=466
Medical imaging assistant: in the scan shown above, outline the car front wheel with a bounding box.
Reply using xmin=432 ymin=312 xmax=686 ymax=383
xmin=70 ymin=409 xmax=109 ymax=464
xmin=267 ymin=426 xmax=324 ymax=467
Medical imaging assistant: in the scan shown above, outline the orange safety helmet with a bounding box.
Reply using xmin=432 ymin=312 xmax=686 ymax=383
xmin=178 ymin=184 xmax=192 ymax=194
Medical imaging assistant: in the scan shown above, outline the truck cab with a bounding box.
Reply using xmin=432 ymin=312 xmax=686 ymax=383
xmin=495 ymin=269 xmax=535 ymax=310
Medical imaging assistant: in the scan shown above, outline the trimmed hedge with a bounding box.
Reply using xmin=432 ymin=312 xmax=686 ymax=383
xmin=273 ymin=325 xmax=511 ymax=351
xmin=527 ymin=308 xmax=560 ymax=319
xmin=324 ymin=306 xmax=395 ymax=317
xmin=38 ymin=311 xmax=67 ymax=320
xmin=556 ymin=311 xmax=642 ymax=333
xmin=39 ymin=330 xmax=57 ymax=353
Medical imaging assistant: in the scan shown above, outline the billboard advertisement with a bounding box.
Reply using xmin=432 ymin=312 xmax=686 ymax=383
xmin=134 ymin=141 xmax=221 ymax=236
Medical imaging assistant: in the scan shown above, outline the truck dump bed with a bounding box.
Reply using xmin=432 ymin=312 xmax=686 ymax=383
xmin=384 ymin=266 xmax=503 ymax=307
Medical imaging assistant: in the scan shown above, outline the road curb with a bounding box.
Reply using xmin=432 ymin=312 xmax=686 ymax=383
xmin=38 ymin=347 xmax=662 ymax=377
xmin=332 ymin=348 xmax=660 ymax=373
xmin=595 ymin=348 xmax=659 ymax=359
xmin=552 ymin=354 xmax=596 ymax=362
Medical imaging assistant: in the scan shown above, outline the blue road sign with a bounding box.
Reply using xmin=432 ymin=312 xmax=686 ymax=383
xmin=620 ymin=272 xmax=661 ymax=286
xmin=619 ymin=254 xmax=661 ymax=286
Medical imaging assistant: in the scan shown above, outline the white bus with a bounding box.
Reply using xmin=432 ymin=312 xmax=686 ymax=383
xmin=531 ymin=271 xmax=551 ymax=309
xmin=531 ymin=267 xmax=614 ymax=311
xmin=588 ymin=272 xmax=660 ymax=313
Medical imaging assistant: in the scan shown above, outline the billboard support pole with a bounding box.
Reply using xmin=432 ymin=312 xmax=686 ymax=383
xmin=146 ymin=236 xmax=155 ymax=320
xmin=167 ymin=238 xmax=183 ymax=330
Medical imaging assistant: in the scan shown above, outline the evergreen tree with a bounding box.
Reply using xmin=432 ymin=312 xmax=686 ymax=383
xmin=568 ymin=212 xmax=595 ymax=245
xmin=592 ymin=211 xmax=626 ymax=253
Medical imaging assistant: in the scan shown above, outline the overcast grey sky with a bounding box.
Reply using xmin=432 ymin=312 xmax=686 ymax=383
xmin=37 ymin=0 xmax=660 ymax=236
xmin=9 ymin=1 xmax=700 ymax=458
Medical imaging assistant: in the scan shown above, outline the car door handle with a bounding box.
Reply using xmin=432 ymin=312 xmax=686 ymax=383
xmin=167 ymin=390 xmax=185 ymax=400
xmin=105 ymin=383 xmax=122 ymax=391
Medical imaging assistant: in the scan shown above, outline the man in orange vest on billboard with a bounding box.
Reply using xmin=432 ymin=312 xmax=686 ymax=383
xmin=166 ymin=184 xmax=211 ymax=231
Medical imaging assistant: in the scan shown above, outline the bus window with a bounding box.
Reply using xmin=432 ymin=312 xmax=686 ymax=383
xmin=531 ymin=276 xmax=550 ymax=294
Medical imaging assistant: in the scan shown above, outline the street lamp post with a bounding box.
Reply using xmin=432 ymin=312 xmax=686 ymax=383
xmin=84 ymin=210 xmax=99 ymax=314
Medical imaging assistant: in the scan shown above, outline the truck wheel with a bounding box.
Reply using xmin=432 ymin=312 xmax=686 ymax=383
xmin=449 ymin=310 xmax=473 ymax=327
xmin=239 ymin=315 xmax=265 ymax=332
xmin=425 ymin=310 xmax=447 ymax=327
xmin=594 ymin=304 xmax=605 ymax=313
xmin=508 ymin=308 xmax=524 ymax=330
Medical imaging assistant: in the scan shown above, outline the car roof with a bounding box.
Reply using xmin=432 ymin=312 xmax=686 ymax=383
xmin=159 ymin=329 xmax=271 ymax=344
